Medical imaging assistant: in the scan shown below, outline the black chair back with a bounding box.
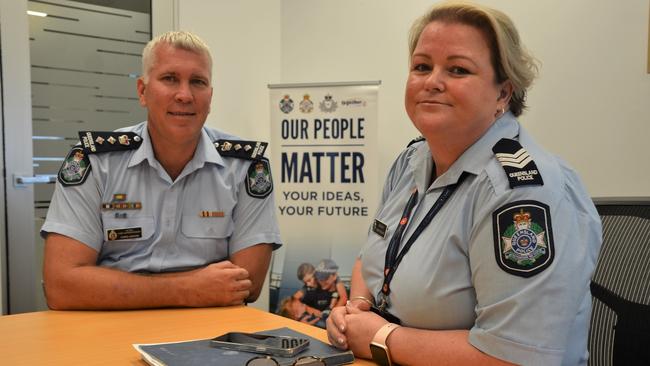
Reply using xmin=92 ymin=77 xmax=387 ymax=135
xmin=589 ymin=198 xmax=650 ymax=366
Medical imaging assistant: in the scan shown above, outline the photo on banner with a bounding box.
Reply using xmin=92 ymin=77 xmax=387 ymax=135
xmin=268 ymin=82 xmax=379 ymax=328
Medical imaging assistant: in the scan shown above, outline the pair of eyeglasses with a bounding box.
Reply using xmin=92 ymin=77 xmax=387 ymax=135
xmin=246 ymin=351 xmax=353 ymax=366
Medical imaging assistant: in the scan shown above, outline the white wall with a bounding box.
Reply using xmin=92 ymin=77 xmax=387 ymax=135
xmin=278 ymin=0 xmax=650 ymax=197
xmin=177 ymin=0 xmax=281 ymax=143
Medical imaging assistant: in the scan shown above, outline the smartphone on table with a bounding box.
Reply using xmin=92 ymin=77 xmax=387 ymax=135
xmin=210 ymin=332 xmax=310 ymax=357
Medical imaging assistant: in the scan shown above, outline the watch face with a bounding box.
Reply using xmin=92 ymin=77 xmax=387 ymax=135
xmin=370 ymin=343 xmax=391 ymax=366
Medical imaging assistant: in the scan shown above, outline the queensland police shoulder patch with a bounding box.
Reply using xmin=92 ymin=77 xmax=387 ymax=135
xmin=58 ymin=146 xmax=91 ymax=186
xmin=492 ymin=200 xmax=554 ymax=277
xmin=246 ymin=159 xmax=273 ymax=198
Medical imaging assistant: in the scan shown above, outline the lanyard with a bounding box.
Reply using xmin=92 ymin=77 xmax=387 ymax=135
xmin=377 ymin=172 xmax=469 ymax=312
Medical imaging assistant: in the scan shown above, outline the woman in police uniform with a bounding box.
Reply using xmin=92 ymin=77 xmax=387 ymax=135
xmin=326 ymin=2 xmax=602 ymax=365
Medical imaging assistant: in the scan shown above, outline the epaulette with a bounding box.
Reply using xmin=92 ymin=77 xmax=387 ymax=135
xmin=407 ymin=136 xmax=425 ymax=147
xmin=79 ymin=131 xmax=143 ymax=154
xmin=214 ymin=139 xmax=268 ymax=160
xmin=492 ymin=138 xmax=544 ymax=188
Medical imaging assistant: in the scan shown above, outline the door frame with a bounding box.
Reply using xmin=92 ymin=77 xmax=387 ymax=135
xmin=0 ymin=0 xmax=36 ymax=314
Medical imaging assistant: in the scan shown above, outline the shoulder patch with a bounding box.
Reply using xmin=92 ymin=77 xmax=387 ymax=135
xmin=246 ymin=159 xmax=273 ymax=198
xmin=492 ymin=138 xmax=544 ymax=188
xmin=58 ymin=146 xmax=91 ymax=186
xmin=79 ymin=131 xmax=142 ymax=154
xmin=407 ymin=136 xmax=425 ymax=147
xmin=214 ymin=140 xmax=268 ymax=160
xmin=492 ymin=200 xmax=554 ymax=277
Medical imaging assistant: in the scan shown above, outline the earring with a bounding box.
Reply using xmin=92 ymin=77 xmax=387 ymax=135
xmin=495 ymin=108 xmax=504 ymax=117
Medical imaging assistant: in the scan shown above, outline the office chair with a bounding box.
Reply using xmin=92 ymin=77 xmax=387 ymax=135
xmin=588 ymin=198 xmax=650 ymax=366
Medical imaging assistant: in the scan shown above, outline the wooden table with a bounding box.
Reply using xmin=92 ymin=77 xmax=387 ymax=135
xmin=0 ymin=306 xmax=375 ymax=365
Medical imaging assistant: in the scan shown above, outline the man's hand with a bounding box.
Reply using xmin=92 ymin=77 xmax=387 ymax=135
xmin=180 ymin=261 xmax=251 ymax=306
xmin=43 ymin=233 xmax=271 ymax=309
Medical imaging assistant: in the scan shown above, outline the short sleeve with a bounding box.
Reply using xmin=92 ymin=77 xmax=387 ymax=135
xmin=467 ymin=177 xmax=602 ymax=365
xmin=228 ymin=161 xmax=282 ymax=254
xmin=40 ymin=166 xmax=104 ymax=251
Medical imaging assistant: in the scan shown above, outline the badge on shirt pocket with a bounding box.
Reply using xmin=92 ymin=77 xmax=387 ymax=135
xmin=372 ymin=219 xmax=388 ymax=238
xmin=103 ymin=216 xmax=154 ymax=242
xmin=492 ymin=200 xmax=554 ymax=277
xmin=107 ymin=227 xmax=142 ymax=241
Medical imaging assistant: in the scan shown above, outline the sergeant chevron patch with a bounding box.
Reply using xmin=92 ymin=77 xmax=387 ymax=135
xmin=492 ymin=138 xmax=544 ymax=188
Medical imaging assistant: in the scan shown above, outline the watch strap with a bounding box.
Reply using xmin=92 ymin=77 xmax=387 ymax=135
xmin=372 ymin=323 xmax=401 ymax=346
xmin=370 ymin=323 xmax=401 ymax=365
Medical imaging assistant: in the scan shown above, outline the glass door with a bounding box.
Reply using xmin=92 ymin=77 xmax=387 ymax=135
xmin=3 ymin=0 xmax=150 ymax=313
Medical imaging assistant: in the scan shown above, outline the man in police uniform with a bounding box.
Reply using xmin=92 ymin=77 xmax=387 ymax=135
xmin=40 ymin=31 xmax=281 ymax=309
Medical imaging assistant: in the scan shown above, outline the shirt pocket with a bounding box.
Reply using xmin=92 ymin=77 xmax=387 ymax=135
xmin=103 ymin=216 xmax=155 ymax=242
xmin=181 ymin=215 xmax=233 ymax=239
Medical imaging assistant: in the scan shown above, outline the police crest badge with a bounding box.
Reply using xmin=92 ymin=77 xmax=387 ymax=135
xmin=279 ymin=95 xmax=294 ymax=114
xmin=58 ymin=146 xmax=91 ymax=186
xmin=299 ymin=94 xmax=314 ymax=113
xmin=246 ymin=159 xmax=273 ymax=198
xmin=492 ymin=200 xmax=554 ymax=277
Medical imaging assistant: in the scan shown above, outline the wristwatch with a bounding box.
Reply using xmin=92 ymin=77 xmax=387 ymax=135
xmin=369 ymin=323 xmax=401 ymax=366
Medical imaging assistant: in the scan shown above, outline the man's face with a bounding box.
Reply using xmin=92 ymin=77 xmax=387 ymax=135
xmin=137 ymin=43 xmax=213 ymax=146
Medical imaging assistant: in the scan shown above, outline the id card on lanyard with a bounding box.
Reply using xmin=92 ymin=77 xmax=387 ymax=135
xmin=376 ymin=172 xmax=470 ymax=321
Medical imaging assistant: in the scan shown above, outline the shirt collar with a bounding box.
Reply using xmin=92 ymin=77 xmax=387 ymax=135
xmin=191 ymin=128 xmax=224 ymax=168
xmin=410 ymin=112 xmax=520 ymax=192
xmin=128 ymin=122 xmax=153 ymax=168
xmin=454 ymin=111 xmax=519 ymax=177
xmin=128 ymin=124 xmax=225 ymax=171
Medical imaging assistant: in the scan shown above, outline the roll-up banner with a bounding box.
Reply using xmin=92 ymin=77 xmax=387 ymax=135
xmin=268 ymin=81 xmax=379 ymax=327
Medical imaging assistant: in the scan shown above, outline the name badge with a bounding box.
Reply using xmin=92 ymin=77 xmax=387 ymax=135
xmin=372 ymin=219 xmax=388 ymax=238
xmin=107 ymin=227 xmax=142 ymax=241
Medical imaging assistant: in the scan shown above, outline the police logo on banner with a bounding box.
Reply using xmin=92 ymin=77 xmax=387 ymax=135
xmin=319 ymin=94 xmax=337 ymax=113
xmin=58 ymin=146 xmax=91 ymax=186
xmin=492 ymin=200 xmax=554 ymax=277
xmin=299 ymin=94 xmax=314 ymax=113
xmin=246 ymin=159 xmax=273 ymax=198
xmin=279 ymin=95 xmax=294 ymax=114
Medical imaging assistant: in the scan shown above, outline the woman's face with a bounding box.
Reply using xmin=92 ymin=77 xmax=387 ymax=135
xmin=405 ymin=21 xmax=508 ymax=144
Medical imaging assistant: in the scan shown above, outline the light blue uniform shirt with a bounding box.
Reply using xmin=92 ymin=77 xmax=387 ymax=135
xmin=361 ymin=113 xmax=602 ymax=366
xmin=42 ymin=122 xmax=282 ymax=273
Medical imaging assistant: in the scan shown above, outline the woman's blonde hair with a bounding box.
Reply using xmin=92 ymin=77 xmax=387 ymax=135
xmin=141 ymin=30 xmax=212 ymax=82
xmin=408 ymin=1 xmax=538 ymax=116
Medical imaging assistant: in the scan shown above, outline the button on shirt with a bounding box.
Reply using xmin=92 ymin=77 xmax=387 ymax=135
xmin=360 ymin=113 xmax=602 ymax=366
xmin=42 ymin=122 xmax=282 ymax=273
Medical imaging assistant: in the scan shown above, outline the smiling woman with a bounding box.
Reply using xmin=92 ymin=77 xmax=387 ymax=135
xmin=405 ymin=21 xmax=508 ymax=176
xmin=325 ymin=2 xmax=603 ymax=366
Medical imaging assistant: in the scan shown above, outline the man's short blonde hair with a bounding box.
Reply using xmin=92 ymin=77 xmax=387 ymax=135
xmin=141 ymin=31 xmax=212 ymax=82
